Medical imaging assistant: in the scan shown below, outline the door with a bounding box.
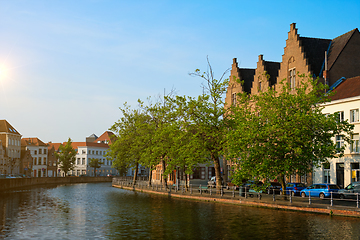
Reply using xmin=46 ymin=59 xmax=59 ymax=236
xmin=336 ymin=163 xmax=344 ymax=188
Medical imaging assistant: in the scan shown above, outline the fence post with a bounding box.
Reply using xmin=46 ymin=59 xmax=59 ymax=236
xmin=273 ymin=191 xmax=275 ymax=202
xmin=289 ymin=191 xmax=292 ymax=203
xmin=330 ymin=192 xmax=333 ymax=207
xmin=190 ymin=184 xmax=192 ymax=194
xmin=233 ymin=187 xmax=235 ymax=198
xmin=309 ymin=191 xmax=311 ymax=205
xmin=200 ymin=184 xmax=202 ymax=195
xmin=210 ymin=187 xmax=212 ymax=196
xmin=221 ymin=187 xmax=223 ymax=196
xmin=357 ymin=193 xmax=359 ymax=208
xmin=245 ymin=187 xmax=247 ymax=199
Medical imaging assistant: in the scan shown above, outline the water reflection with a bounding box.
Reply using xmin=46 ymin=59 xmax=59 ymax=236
xmin=1 ymin=183 xmax=360 ymax=239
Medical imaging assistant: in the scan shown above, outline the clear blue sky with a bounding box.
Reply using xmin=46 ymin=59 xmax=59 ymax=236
xmin=0 ymin=0 xmax=359 ymax=143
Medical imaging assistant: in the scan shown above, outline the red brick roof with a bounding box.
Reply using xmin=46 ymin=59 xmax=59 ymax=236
xmin=330 ymin=76 xmax=360 ymax=101
xmin=95 ymin=131 xmax=116 ymax=144
xmin=21 ymin=137 xmax=47 ymax=147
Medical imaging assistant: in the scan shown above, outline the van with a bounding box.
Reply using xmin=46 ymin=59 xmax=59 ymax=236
xmin=338 ymin=181 xmax=360 ymax=199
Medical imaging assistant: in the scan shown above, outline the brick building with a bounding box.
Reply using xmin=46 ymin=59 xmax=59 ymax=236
xmin=0 ymin=120 xmax=21 ymax=175
xmin=225 ymin=23 xmax=360 ymax=185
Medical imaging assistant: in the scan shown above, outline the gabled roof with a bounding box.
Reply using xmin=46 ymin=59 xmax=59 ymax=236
xmin=299 ymin=37 xmax=331 ymax=76
xmin=71 ymin=141 xmax=109 ymax=149
xmin=239 ymin=68 xmax=255 ymax=94
xmin=95 ymin=131 xmax=116 ymax=144
xmin=264 ymin=61 xmax=280 ymax=86
xmin=48 ymin=142 xmax=62 ymax=151
xmin=21 ymin=137 xmax=47 ymax=147
xmin=328 ymin=28 xmax=359 ymax=71
xmin=330 ymin=76 xmax=360 ymax=101
xmin=0 ymin=120 xmax=21 ymax=135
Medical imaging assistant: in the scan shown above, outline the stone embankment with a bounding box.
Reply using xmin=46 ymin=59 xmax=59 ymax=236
xmin=0 ymin=176 xmax=112 ymax=191
xmin=112 ymin=179 xmax=360 ymax=218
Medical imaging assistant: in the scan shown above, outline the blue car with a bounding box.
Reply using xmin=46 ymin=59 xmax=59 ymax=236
xmin=280 ymin=183 xmax=306 ymax=196
xmin=300 ymin=183 xmax=340 ymax=199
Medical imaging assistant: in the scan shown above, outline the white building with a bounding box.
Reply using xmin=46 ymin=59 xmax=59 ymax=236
xmin=315 ymin=76 xmax=360 ymax=188
xmin=21 ymin=137 xmax=48 ymax=177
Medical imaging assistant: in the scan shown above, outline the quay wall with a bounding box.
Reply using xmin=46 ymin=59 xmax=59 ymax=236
xmin=0 ymin=177 xmax=112 ymax=191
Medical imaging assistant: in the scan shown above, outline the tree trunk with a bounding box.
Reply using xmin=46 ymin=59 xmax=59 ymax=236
xmin=212 ymin=152 xmax=223 ymax=191
xmin=148 ymin=167 xmax=152 ymax=186
xmin=279 ymin=173 xmax=287 ymax=199
xmin=132 ymin=162 xmax=139 ymax=187
xmin=161 ymin=159 xmax=167 ymax=188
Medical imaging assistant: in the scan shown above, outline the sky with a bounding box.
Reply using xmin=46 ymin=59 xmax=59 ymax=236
xmin=0 ymin=0 xmax=359 ymax=143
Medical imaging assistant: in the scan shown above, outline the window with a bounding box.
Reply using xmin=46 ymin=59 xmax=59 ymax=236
xmin=39 ymin=149 xmax=42 ymax=154
xmin=43 ymin=157 xmax=46 ymax=165
xmin=351 ymin=163 xmax=360 ymax=182
xmin=350 ymin=109 xmax=359 ymax=123
xmin=289 ymin=68 xmax=296 ymax=89
xmin=323 ymin=162 xmax=330 ymax=183
xmin=44 ymin=149 xmax=47 ymax=154
xmin=336 ymin=111 xmax=344 ymax=122
xmin=336 ymin=135 xmax=344 ymax=150
xmin=77 ymin=158 xmax=80 ymax=165
xmin=351 ymin=133 xmax=359 ymax=153
xmin=34 ymin=150 xmax=37 ymax=155
xmin=259 ymin=81 xmax=262 ymax=91
xmin=82 ymin=158 xmax=85 ymax=165
xmin=38 ymin=157 xmax=42 ymax=165
xmin=192 ymin=167 xmax=205 ymax=179
xmin=231 ymin=93 xmax=237 ymax=105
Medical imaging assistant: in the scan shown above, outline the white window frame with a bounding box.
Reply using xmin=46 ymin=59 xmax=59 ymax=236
xmin=350 ymin=109 xmax=359 ymax=123
xmin=351 ymin=133 xmax=359 ymax=153
xmin=231 ymin=92 xmax=237 ymax=105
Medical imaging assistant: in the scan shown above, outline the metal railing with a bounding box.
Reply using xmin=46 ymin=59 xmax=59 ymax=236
xmin=112 ymin=178 xmax=360 ymax=210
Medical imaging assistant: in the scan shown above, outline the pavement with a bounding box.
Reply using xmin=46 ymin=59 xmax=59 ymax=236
xmin=112 ymin=183 xmax=360 ymax=218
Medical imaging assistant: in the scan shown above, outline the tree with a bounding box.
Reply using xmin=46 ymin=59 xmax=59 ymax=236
xmin=108 ymin=102 xmax=151 ymax=186
xmin=169 ymin=57 xmax=229 ymax=189
xmin=55 ymin=138 xmax=77 ymax=177
xmin=89 ymin=158 xmax=104 ymax=177
xmin=225 ymin=75 xmax=354 ymax=194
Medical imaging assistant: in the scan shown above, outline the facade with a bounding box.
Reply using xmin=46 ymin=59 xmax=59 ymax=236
xmin=0 ymin=120 xmax=22 ymax=175
xmin=315 ymin=76 xmax=360 ymax=188
xmin=20 ymin=149 xmax=33 ymax=177
xmin=52 ymin=132 xmax=118 ymax=177
xmin=21 ymin=137 xmax=48 ymax=177
xmin=225 ymin=23 xmax=360 ymax=185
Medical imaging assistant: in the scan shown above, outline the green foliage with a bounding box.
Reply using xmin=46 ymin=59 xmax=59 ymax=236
xmin=226 ymin=75 xmax=354 ymax=191
xmin=89 ymin=158 xmax=104 ymax=177
xmin=55 ymin=138 xmax=77 ymax=176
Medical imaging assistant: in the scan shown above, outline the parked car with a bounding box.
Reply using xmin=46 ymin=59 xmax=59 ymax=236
xmin=266 ymin=182 xmax=282 ymax=194
xmin=300 ymin=183 xmax=340 ymax=199
xmin=280 ymin=183 xmax=307 ymax=196
xmin=338 ymin=181 xmax=360 ymax=199
xmin=207 ymin=176 xmax=224 ymax=188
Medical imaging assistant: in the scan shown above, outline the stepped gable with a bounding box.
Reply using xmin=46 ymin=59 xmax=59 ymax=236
xmin=239 ymin=68 xmax=255 ymax=94
xmin=0 ymin=120 xmax=21 ymax=135
xmin=328 ymin=28 xmax=359 ymax=70
xmin=330 ymin=76 xmax=360 ymax=101
xmin=299 ymin=36 xmax=331 ymax=76
xmin=263 ymin=61 xmax=280 ymax=86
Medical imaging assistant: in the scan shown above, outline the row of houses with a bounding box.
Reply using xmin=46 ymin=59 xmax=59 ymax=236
xmin=0 ymin=120 xmax=120 ymax=177
xmin=224 ymin=23 xmax=360 ymax=188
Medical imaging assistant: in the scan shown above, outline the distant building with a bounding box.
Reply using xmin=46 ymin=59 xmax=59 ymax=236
xmin=0 ymin=120 xmax=22 ymax=175
xmin=21 ymin=137 xmax=48 ymax=177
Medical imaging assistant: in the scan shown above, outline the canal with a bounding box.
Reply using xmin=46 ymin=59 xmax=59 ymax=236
xmin=1 ymin=182 xmax=360 ymax=239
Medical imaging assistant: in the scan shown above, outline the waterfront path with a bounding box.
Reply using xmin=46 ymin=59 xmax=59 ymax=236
xmin=112 ymin=178 xmax=360 ymax=218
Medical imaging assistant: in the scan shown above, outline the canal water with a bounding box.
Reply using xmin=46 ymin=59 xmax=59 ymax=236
xmin=1 ymin=182 xmax=360 ymax=239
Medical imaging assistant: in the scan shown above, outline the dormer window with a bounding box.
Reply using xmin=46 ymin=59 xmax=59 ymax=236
xmin=259 ymin=81 xmax=262 ymax=91
xmin=289 ymin=68 xmax=296 ymax=89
